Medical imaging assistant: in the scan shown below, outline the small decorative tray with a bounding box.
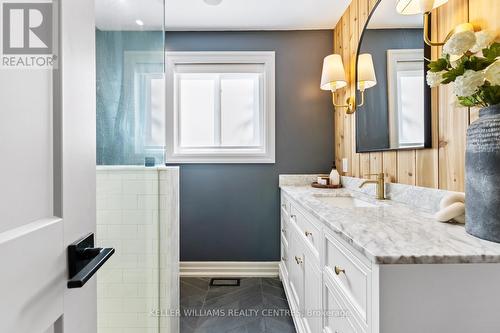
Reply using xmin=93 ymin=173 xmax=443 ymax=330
xmin=311 ymin=182 xmax=342 ymax=189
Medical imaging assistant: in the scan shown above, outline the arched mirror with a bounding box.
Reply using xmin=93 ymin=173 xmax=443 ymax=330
xmin=355 ymin=0 xmax=432 ymax=152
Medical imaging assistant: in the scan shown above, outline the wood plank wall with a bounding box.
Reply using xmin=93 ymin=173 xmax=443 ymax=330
xmin=333 ymin=0 xmax=499 ymax=191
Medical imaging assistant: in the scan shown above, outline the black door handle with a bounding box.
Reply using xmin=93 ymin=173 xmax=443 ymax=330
xmin=67 ymin=233 xmax=115 ymax=289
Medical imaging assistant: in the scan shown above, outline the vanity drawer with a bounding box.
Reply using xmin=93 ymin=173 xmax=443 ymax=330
xmin=280 ymin=236 xmax=289 ymax=280
xmin=290 ymin=206 xmax=321 ymax=260
xmin=324 ymin=232 xmax=371 ymax=323
xmin=288 ymin=226 xmax=305 ymax=312
xmin=281 ymin=193 xmax=291 ymax=215
xmin=281 ymin=213 xmax=289 ymax=245
xmin=323 ymin=273 xmax=365 ymax=333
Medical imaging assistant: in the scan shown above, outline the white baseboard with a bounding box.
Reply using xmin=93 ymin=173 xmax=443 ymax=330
xmin=180 ymin=261 xmax=280 ymax=277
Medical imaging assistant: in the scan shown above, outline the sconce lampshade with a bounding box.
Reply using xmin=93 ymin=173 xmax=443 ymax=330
xmin=396 ymin=0 xmax=448 ymax=15
xmin=357 ymin=53 xmax=376 ymax=90
xmin=321 ymin=54 xmax=347 ymax=91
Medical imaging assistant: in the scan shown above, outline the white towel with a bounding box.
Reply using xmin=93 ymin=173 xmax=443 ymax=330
xmin=435 ymin=193 xmax=466 ymax=224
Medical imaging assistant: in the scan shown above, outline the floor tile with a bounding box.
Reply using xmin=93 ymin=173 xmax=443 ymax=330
xmin=261 ymin=278 xmax=283 ymax=289
xmin=262 ymin=283 xmax=287 ymax=300
xmin=182 ymin=277 xmax=211 ymax=291
xmin=180 ymin=277 xmax=296 ymax=333
xmin=226 ymin=318 xmax=266 ymax=333
xmin=264 ymin=316 xmax=296 ymax=333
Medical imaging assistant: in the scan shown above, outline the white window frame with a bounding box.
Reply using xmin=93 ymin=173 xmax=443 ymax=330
xmin=165 ymin=51 xmax=275 ymax=164
xmin=123 ymin=51 xmax=166 ymax=155
xmin=386 ymin=49 xmax=425 ymax=148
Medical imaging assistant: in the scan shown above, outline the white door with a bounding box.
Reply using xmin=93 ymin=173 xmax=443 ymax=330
xmin=0 ymin=0 xmax=98 ymax=332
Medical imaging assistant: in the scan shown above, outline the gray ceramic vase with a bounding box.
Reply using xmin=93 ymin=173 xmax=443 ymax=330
xmin=465 ymin=103 xmax=500 ymax=242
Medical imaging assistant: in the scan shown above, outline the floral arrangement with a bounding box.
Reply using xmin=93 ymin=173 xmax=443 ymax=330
xmin=426 ymin=29 xmax=499 ymax=107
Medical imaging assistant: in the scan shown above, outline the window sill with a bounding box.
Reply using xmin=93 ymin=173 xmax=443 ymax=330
xmin=164 ymin=152 xmax=275 ymax=164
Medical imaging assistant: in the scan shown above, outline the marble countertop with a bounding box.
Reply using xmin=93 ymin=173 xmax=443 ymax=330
xmin=280 ymin=182 xmax=500 ymax=265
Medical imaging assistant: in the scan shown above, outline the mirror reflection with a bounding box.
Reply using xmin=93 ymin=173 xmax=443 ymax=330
xmin=356 ymin=0 xmax=431 ymax=152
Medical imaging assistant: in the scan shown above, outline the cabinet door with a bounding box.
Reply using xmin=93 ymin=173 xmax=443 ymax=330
xmin=324 ymin=279 xmax=357 ymax=333
xmin=280 ymin=236 xmax=289 ymax=281
xmin=288 ymin=226 xmax=304 ymax=312
xmin=303 ymin=254 xmax=322 ymax=333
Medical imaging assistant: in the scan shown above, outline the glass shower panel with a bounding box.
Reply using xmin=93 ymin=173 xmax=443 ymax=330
xmin=96 ymin=0 xmax=166 ymax=166
xmin=95 ymin=1 xmax=178 ymax=333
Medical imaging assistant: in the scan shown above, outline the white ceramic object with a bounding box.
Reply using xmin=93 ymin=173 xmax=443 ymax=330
xmin=329 ymin=167 xmax=340 ymax=186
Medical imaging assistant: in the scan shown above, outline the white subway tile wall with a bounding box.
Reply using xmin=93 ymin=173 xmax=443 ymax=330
xmin=96 ymin=167 xmax=179 ymax=333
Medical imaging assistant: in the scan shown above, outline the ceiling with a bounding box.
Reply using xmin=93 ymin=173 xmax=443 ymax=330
xmin=95 ymin=0 xmax=352 ymax=31
xmin=367 ymin=0 xmax=422 ymax=29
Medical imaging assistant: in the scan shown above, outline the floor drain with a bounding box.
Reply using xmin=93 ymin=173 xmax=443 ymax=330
xmin=209 ymin=278 xmax=241 ymax=287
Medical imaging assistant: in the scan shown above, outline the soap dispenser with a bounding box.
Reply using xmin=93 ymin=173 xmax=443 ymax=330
xmin=329 ymin=163 xmax=340 ymax=186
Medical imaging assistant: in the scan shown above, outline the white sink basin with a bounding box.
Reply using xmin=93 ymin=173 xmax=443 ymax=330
xmin=313 ymin=195 xmax=377 ymax=208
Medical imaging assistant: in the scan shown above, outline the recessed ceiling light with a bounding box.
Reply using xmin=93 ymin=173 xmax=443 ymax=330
xmin=135 ymin=19 xmax=144 ymax=26
xmin=204 ymin=0 xmax=223 ymax=6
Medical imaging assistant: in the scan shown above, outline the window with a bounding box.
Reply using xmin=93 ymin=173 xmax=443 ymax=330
xmin=136 ymin=73 xmax=166 ymax=151
xmin=123 ymin=51 xmax=166 ymax=157
xmin=386 ymin=49 xmax=425 ymax=148
xmin=165 ymin=52 xmax=275 ymax=163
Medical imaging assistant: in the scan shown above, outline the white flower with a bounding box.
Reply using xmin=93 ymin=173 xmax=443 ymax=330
xmin=453 ymin=70 xmax=485 ymax=97
xmin=426 ymin=70 xmax=445 ymax=87
xmin=443 ymin=30 xmax=476 ymax=56
xmin=485 ymin=60 xmax=500 ymax=85
xmin=470 ymin=30 xmax=497 ymax=53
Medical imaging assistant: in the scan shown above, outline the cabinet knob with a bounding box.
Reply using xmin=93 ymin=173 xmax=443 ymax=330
xmin=295 ymin=256 xmax=303 ymax=265
xmin=281 ymin=256 xmax=287 ymax=261
xmin=281 ymin=228 xmax=286 ymax=232
xmin=305 ymin=231 xmax=312 ymax=237
xmin=334 ymin=265 xmax=345 ymax=275
xmin=290 ymin=214 xmax=296 ymax=219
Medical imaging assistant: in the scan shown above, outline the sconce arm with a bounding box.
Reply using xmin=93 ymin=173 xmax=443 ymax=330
xmin=330 ymin=90 xmax=366 ymax=115
xmin=423 ymin=12 xmax=445 ymax=47
xmin=331 ymin=94 xmax=349 ymax=108
xmin=331 ymin=93 xmax=354 ymax=114
xmin=357 ymin=89 xmax=365 ymax=108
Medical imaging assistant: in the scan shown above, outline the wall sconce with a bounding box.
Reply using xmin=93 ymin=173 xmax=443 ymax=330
xmin=320 ymin=54 xmax=352 ymax=111
xmin=396 ymin=0 xmax=473 ymax=46
xmin=357 ymin=53 xmax=377 ymax=108
xmin=321 ymin=53 xmax=377 ymax=114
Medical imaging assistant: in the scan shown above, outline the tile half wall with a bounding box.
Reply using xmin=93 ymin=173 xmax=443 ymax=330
xmin=96 ymin=166 xmax=179 ymax=333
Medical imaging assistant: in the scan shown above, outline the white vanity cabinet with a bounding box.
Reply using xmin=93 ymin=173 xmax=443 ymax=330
xmin=279 ymin=190 xmax=500 ymax=333
xmin=281 ymin=193 xmax=322 ymax=333
xmin=280 ymin=192 xmax=366 ymax=333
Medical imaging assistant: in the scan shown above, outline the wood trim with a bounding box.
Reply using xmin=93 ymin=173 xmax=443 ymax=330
xmin=468 ymin=0 xmax=500 ymax=123
xmin=437 ymin=0 xmax=469 ymax=191
xmin=333 ymin=0 xmax=496 ymax=192
xmin=397 ymin=150 xmax=416 ymax=185
xmin=180 ymin=261 xmax=280 ymax=277
xmin=369 ymin=152 xmax=383 ymax=175
xmin=382 ymin=151 xmax=398 ymax=183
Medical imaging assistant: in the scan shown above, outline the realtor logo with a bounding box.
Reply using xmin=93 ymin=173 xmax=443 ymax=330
xmin=1 ymin=1 xmax=57 ymax=69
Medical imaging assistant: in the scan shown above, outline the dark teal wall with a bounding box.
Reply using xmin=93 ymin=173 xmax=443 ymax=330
xmin=96 ymin=30 xmax=334 ymax=261
xmin=167 ymin=31 xmax=334 ymax=261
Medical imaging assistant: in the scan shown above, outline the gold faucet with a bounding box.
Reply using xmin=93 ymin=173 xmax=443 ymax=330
xmin=359 ymin=173 xmax=385 ymax=200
